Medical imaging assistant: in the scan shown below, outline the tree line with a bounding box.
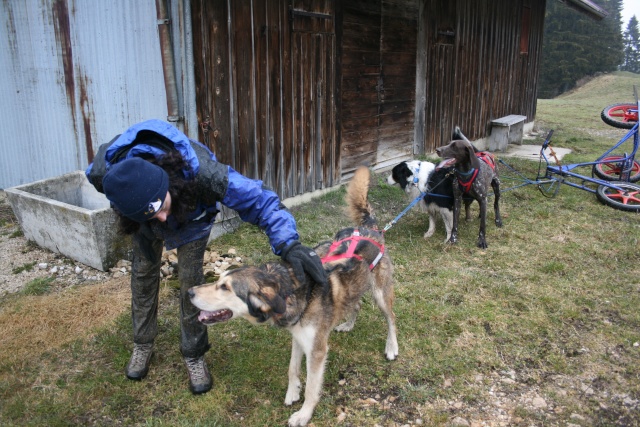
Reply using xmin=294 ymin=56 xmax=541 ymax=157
xmin=538 ymin=0 xmax=639 ymax=99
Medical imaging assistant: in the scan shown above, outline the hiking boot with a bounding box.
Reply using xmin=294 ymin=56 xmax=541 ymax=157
xmin=184 ymin=355 xmax=212 ymax=394
xmin=125 ymin=343 xmax=153 ymax=380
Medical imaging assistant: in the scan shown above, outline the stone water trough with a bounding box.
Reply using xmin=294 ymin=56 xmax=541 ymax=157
xmin=5 ymin=171 xmax=131 ymax=271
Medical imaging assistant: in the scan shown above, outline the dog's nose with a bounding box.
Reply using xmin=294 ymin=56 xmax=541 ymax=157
xmin=187 ymin=288 xmax=195 ymax=298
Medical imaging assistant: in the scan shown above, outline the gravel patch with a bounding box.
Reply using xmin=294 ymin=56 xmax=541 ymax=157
xmin=0 ymin=190 xmax=242 ymax=297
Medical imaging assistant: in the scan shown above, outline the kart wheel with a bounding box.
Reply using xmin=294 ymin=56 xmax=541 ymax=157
xmin=600 ymin=103 xmax=638 ymax=129
xmin=593 ymin=156 xmax=640 ymax=182
xmin=596 ymin=181 xmax=640 ymax=212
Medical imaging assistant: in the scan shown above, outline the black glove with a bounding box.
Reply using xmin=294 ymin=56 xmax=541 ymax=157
xmin=280 ymin=241 xmax=327 ymax=286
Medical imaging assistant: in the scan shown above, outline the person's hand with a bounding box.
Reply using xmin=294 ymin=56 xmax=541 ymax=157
xmin=280 ymin=241 xmax=327 ymax=285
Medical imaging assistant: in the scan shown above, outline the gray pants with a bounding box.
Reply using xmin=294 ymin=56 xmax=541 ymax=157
xmin=130 ymin=234 xmax=210 ymax=358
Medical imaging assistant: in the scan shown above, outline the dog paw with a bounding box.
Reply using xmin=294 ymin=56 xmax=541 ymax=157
xmin=285 ymin=385 xmax=301 ymax=405
xmin=288 ymin=409 xmax=313 ymax=426
xmin=495 ymin=219 xmax=503 ymax=227
xmin=385 ymin=349 xmax=398 ymax=360
xmin=386 ymin=340 xmax=399 ymax=360
xmin=477 ymin=241 xmax=488 ymax=249
xmin=423 ymin=230 xmax=435 ymax=239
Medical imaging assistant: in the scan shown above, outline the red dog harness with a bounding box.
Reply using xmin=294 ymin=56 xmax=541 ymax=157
xmin=477 ymin=152 xmax=496 ymax=170
xmin=320 ymin=229 xmax=384 ymax=270
xmin=457 ymin=152 xmax=496 ymax=193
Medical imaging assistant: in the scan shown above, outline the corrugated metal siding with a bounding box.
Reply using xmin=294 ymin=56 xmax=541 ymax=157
xmin=0 ymin=0 xmax=168 ymax=189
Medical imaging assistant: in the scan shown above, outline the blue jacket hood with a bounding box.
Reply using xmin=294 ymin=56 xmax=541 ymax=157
xmin=104 ymin=119 xmax=204 ymax=179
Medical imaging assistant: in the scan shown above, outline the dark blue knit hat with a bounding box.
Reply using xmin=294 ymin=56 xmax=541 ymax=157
xmin=103 ymin=157 xmax=169 ymax=223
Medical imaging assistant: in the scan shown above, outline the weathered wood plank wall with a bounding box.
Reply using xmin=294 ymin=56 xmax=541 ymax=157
xmin=376 ymin=0 xmax=418 ymax=169
xmin=340 ymin=0 xmax=418 ymax=175
xmin=291 ymin=0 xmax=338 ymax=194
xmin=340 ymin=0 xmax=382 ymax=173
xmin=191 ymin=0 xmax=338 ymax=199
xmin=418 ymin=0 xmax=545 ymax=153
xmin=192 ymin=0 xmax=546 ymax=198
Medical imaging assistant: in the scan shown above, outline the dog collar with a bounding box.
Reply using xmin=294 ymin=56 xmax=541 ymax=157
xmin=412 ymin=166 xmax=420 ymax=186
xmin=455 ymin=167 xmax=476 ymax=177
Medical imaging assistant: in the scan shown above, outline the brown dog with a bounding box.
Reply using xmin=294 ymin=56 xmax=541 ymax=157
xmin=436 ymin=127 xmax=502 ymax=248
xmin=188 ymin=166 xmax=397 ymax=427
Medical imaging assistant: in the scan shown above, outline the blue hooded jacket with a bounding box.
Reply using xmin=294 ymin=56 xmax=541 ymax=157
xmin=86 ymin=119 xmax=298 ymax=253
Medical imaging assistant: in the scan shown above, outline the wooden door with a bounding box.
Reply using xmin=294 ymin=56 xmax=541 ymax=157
xmin=289 ymin=0 xmax=338 ymax=194
xmin=376 ymin=0 xmax=418 ymax=169
xmin=340 ymin=0 xmax=417 ymax=175
xmin=191 ymin=0 xmax=338 ymax=199
xmin=423 ymin=0 xmax=457 ymax=152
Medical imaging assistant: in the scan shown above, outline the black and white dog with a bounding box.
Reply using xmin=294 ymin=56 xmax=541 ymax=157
xmin=386 ymin=160 xmax=455 ymax=242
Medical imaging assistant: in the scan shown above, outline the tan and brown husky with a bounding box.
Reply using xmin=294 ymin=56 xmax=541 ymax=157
xmin=188 ymin=166 xmax=398 ymax=426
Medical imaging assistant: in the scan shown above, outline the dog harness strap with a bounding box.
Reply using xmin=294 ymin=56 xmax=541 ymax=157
xmin=457 ymin=168 xmax=479 ymax=194
xmin=476 ymin=152 xmax=497 ymax=171
xmin=322 ymin=230 xmax=363 ymax=263
xmin=366 ymin=233 xmax=385 ymax=269
xmin=369 ymin=250 xmax=384 ymax=270
xmin=456 ymin=151 xmax=495 ymax=193
xmin=343 ymin=230 xmax=362 ymax=260
xmin=320 ymin=229 xmax=385 ymax=270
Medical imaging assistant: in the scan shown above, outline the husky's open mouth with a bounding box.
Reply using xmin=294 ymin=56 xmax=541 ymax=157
xmin=197 ymin=309 xmax=233 ymax=324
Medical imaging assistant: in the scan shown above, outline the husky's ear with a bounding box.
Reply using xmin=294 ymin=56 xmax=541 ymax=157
xmin=248 ymin=287 xmax=287 ymax=318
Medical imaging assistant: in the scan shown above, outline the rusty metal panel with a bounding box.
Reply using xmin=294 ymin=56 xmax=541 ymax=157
xmin=0 ymin=0 xmax=167 ymax=189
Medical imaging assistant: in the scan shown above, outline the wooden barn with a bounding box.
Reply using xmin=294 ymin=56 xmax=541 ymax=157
xmin=0 ymin=0 xmax=607 ymax=197
xmin=189 ymin=0 xmax=606 ymax=199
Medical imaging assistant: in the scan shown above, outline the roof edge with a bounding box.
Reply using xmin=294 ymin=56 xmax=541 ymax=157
xmin=559 ymin=0 xmax=609 ymax=20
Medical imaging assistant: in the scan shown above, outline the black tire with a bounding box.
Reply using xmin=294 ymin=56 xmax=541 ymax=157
xmin=592 ymin=156 xmax=640 ymax=182
xmin=595 ymin=181 xmax=640 ymax=212
xmin=600 ymin=103 xmax=638 ymax=129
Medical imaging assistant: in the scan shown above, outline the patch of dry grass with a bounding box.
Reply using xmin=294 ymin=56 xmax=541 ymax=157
xmin=0 ymin=278 xmax=130 ymax=365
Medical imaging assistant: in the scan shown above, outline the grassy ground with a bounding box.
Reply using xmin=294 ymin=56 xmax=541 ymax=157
xmin=1 ymin=72 xmax=639 ymax=427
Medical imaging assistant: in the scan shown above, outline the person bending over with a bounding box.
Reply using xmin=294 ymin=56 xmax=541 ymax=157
xmin=86 ymin=119 xmax=326 ymax=394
